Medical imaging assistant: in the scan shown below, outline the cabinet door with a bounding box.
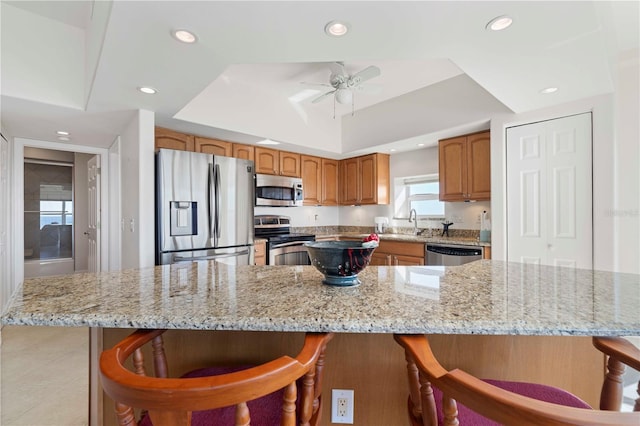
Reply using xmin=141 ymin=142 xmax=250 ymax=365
xmin=254 ymin=240 xmax=266 ymax=266
xmin=393 ymin=255 xmax=425 ymax=266
xmin=194 ymin=137 xmax=232 ymax=156
xmin=301 ymin=155 xmax=322 ymax=206
xmin=321 ymin=159 xmax=339 ymax=206
xmin=280 ymin=151 xmax=301 ymax=177
xmin=439 ymin=136 xmax=467 ymax=201
xmin=155 ymin=127 xmax=194 ymax=151
xmin=232 ymin=144 xmax=255 ymax=162
xmin=340 ymin=158 xmax=360 ymax=205
xmin=370 ymin=252 xmax=391 ymax=266
xmin=255 ymin=147 xmax=279 ymax=175
xmin=359 ymin=154 xmax=377 ymax=204
xmin=466 ymin=132 xmax=491 ymax=200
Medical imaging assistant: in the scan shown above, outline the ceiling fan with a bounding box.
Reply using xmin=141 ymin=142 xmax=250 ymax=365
xmin=304 ymin=62 xmax=382 ymax=107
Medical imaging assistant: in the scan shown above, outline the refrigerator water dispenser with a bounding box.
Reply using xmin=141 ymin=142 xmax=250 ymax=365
xmin=170 ymin=201 xmax=197 ymax=236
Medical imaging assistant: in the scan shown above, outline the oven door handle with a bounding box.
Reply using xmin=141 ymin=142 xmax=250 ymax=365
xmin=270 ymin=241 xmax=310 ymax=249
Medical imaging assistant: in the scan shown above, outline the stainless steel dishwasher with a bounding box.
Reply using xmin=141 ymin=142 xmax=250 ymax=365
xmin=426 ymin=244 xmax=483 ymax=266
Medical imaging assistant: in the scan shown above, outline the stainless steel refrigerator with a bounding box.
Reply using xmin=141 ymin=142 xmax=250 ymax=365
xmin=156 ymin=148 xmax=255 ymax=265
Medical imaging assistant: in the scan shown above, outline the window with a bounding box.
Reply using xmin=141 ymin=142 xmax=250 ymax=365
xmin=401 ymin=175 xmax=445 ymax=218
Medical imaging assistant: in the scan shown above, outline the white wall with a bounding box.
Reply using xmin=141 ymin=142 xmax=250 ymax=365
xmin=108 ymin=137 xmax=122 ymax=271
xmin=0 ymin=126 xmax=12 ymax=315
xmin=73 ymin=153 xmax=91 ymax=272
xmin=612 ymin=50 xmax=640 ymax=274
xmin=119 ymin=110 xmax=155 ymax=270
xmin=491 ymin=76 xmax=640 ymax=273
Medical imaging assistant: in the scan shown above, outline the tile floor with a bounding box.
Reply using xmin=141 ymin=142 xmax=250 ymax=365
xmin=1 ymin=326 xmax=89 ymax=426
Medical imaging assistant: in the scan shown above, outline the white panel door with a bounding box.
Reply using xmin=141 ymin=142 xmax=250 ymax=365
xmin=0 ymin=136 xmax=9 ymax=311
xmin=87 ymin=155 xmax=101 ymax=272
xmin=507 ymin=113 xmax=592 ymax=268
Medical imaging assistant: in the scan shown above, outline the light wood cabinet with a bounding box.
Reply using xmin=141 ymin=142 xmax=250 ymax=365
xmin=280 ymin=151 xmax=301 ymax=177
xmin=439 ymin=131 xmax=491 ymax=201
xmin=254 ymin=240 xmax=266 ymax=265
xmin=255 ymin=148 xmax=301 ymax=177
xmin=232 ymin=144 xmax=254 ymax=162
xmin=301 ymin=155 xmax=322 ymax=205
xmin=301 ymin=156 xmax=340 ymax=206
xmin=371 ymin=240 xmax=425 ymax=266
xmin=483 ymin=246 xmax=491 ymax=260
xmin=340 ymin=153 xmax=389 ymax=205
xmin=194 ymin=136 xmax=232 ymax=156
xmin=155 ymin=127 xmax=194 ymax=151
xmin=321 ymin=159 xmax=339 ymax=206
xmin=341 ymin=238 xmax=425 ymax=266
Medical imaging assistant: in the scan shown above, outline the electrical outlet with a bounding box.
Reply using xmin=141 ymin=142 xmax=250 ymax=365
xmin=331 ymin=389 xmax=354 ymax=424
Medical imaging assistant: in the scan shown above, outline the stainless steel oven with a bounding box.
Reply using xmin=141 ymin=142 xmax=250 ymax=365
xmin=254 ymin=215 xmax=315 ymax=265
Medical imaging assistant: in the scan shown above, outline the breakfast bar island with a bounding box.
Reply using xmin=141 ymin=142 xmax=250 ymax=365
xmin=3 ymin=260 xmax=640 ymax=425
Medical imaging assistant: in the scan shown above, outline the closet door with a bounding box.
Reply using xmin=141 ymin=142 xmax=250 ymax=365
xmin=506 ymin=113 xmax=592 ymax=268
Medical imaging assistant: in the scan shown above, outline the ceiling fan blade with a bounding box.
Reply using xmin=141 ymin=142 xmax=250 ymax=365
xmin=311 ymin=90 xmax=336 ymax=103
xmin=349 ymin=65 xmax=381 ymax=86
xmin=300 ymin=81 xmax=333 ymax=88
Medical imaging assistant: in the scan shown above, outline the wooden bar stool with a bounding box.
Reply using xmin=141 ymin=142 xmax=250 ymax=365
xmin=394 ymin=334 xmax=640 ymax=426
xmin=100 ymin=329 xmax=333 ymax=426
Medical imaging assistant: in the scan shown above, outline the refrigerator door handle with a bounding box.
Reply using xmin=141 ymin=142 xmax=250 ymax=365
xmin=173 ymin=249 xmax=250 ymax=262
xmin=208 ymin=163 xmax=215 ymax=239
xmin=214 ymin=163 xmax=221 ymax=242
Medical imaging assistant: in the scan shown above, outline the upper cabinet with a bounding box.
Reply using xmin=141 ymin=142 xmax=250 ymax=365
xmin=155 ymin=127 xmax=194 ymax=151
xmin=194 ymin=137 xmax=232 ymax=156
xmin=232 ymin=144 xmax=254 ymax=162
xmin=301 ymin=156 xmax=340 ymax=206
xmin=321 ymin=159 xmax=339 ymax=206
xmin=255 ymin=147 xmax=301 ymax=177
xmin=301 ymin=155 xmax=322 ymax=205
xmin=340 ymin=153 xmax=389 ymax=205
xmin=439 ymin=131 xmax=491 ymax=202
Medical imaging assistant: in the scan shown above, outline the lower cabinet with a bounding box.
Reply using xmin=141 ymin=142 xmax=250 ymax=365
xmin=254 ymin=240 xmax=266 ymax=266
xmin=341 ymin=238 xmax=425 ymax=266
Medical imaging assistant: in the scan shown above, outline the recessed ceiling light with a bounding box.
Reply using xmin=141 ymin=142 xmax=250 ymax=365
xmin=324 ymin=20 xmax=350 ymax=37
xmin=172 ymin=29 xmax=197 ymax=44
xmin=417 ymin=143 xmax=425 ymax=147
xmin=540 ymin=87 xmax=558 ymax=94
xmin=58 ymin=136 xmax=70 ymax=141
xmin=389 ymin=148 xmax=397 ymax=152
xmin=257 ymin=139 xmax=280 ymax=146
xmin=56 ymin=130 xmax=70 ymax=136
xmin=486 ymin=15 xmax=513 ymax=31
xmin=138 ymin=86 xmax=157 ymax=94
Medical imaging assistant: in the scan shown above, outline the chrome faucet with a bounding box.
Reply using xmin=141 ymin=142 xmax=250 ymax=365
xmin=408 ymin=208 xmax=418 ymax=235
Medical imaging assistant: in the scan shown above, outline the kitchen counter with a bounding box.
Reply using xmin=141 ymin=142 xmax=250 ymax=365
xmin=3 ymin=261 xmax=638 ymax=336
xmin=318 ymin=232 xmax=490 ymax=247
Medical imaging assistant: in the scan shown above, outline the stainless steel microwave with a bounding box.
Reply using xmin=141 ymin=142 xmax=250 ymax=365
xmin=255 ymin=174 xmax=303 ymax=207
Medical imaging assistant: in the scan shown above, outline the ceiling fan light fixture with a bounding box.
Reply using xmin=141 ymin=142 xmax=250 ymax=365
xmin=486 ymin=15 xmax=513 ymax=31
xmin=172 ymin=29 xmax=197 ymax=43
xmin=335 ymin=88 xmax=352 ymax=104
xmin=324 ymin=20 xmax=350 ymax=37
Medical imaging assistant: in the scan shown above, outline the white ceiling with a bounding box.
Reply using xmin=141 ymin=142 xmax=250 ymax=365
xmin=1 ymin=1 xmax=638 ymax=157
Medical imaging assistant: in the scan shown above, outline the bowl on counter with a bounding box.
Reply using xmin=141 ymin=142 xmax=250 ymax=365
xmin=304 ymin=241 xmax=378 ymax=286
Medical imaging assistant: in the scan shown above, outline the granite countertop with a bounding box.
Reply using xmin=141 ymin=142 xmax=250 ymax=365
xmin=3 ymin=261 xmax=639 ymax=336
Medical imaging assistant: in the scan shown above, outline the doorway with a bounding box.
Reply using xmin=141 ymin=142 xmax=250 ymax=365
xmin=22 ymin=148 xmax=92 ymax=277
